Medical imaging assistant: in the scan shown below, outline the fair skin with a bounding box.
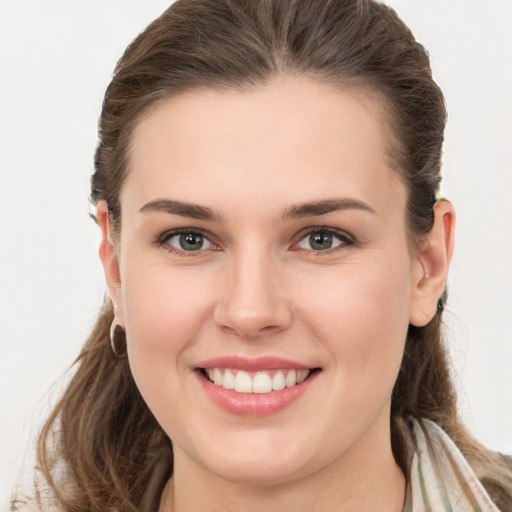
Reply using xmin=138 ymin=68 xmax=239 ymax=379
xmin=98 ymin=77 xmax=454 ymax=512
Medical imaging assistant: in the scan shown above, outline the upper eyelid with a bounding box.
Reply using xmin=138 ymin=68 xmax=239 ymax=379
xmin=294 ymin=226 xmax=355 ymax=244
xmin=157 ymin=227 xmax=216 ymax=244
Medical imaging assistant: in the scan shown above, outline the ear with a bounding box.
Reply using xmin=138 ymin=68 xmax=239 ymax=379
xmin=409 ymin=200 xmax=455 ymax=327
xmin=97 ymin=201 xmax=124 ymax=326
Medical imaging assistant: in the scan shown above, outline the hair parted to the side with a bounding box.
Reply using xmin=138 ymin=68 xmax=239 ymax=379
xmin=22 ymin=1 xmax=511 ymax=511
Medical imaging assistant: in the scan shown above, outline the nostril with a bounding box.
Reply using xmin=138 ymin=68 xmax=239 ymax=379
xmin=260 ymin=325 xmax=285 ymax=334
xmin=217 ymin=322 xmax=285 ymax=339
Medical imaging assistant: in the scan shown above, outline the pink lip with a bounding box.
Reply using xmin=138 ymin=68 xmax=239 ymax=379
xmin=196 ymin=355 xmax=311 ymax=371
xmin=194 ymin=356 xmax=320 ymax=416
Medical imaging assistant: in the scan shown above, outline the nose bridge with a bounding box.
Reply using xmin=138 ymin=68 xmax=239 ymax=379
xmin=214 ymin=242 xmax=292 ymax=337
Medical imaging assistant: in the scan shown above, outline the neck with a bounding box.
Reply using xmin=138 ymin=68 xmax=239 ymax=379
xmin=159 ymin=413 xmax=405 ymax=512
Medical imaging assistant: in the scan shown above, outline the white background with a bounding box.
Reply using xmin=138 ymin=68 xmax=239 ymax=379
xmin=1 ymin=0 xmax=511 ymax=508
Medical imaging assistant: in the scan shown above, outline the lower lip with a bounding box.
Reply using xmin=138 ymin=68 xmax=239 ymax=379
xmin=196 ymin=371 xmax=319 ymax=416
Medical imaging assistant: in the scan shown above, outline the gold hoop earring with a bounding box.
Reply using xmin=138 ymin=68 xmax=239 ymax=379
xmin=110 ymin=320 xmax=127 ymax=357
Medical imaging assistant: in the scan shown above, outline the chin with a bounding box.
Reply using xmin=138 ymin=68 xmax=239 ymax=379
xmin=204 ymin=456 xmax=313 ymax=487
xmin=179 ymin=428 xmax=335 ymax=488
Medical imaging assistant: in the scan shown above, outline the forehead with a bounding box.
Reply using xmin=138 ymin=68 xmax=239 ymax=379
xmin=123 ymin=76 xmax=405 ymax=217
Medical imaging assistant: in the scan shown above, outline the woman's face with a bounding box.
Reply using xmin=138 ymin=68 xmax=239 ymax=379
xmin=108 ymin=77 xmax=428 ymax=485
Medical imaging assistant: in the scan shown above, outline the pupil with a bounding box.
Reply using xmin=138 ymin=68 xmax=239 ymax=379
xmin=180 ymin=233 xmax=203 ymax=250
xmin=310 ymin=232 xmax=332 ymax=250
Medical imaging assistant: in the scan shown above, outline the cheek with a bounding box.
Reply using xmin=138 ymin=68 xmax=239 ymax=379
xmin=295 ymin=253 xmax=412 ymax=386
xmin=121 ymin=260 xmax=216 ymax=402
xmin=124 ymin=262 xmax=212 ymax=347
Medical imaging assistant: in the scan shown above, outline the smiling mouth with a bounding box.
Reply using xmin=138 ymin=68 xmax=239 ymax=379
xmin=199 ymin=367 xmax=320 ymax=394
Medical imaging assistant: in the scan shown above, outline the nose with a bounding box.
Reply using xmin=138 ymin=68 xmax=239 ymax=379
xmin=213 ymin=250 xmax=293 ymax=339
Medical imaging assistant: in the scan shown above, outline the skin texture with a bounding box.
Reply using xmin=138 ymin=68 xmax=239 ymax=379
xmin=97 ymin=76 xmax=454 ymax=512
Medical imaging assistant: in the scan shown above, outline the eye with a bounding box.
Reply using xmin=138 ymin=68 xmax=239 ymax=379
xmin=160 ymin=229 xmax=217 ymax=253
xmin=296 ymin=229 xmax=352 ymax=251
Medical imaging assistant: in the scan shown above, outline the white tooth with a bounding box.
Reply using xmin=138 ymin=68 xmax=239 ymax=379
xmin=296 ymin=369 xmax=310 ymax=384
xmin=222 ymin=369 xmax=235 ymax=390
xmin=285 ymin=369 xmax=297 ymax=388
xmin=253 ymin=372 xmax=273 ymax=394
xmin=213 ymin=368 xmax=223 ymax=386
xmin=272 ymin=371 xmax=286 ymax=391
xmin=234 ymin=370 xmax=252 ymax=393
xmin=207 ymin=368 xmax=214 ymax=382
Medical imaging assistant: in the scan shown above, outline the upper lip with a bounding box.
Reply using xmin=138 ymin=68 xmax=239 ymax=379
xmin=195 ymin=356 xmax=314 ymax=371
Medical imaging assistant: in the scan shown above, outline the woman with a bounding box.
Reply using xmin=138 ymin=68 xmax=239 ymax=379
xmin=13 ymin=0 xmax=512 ymax=510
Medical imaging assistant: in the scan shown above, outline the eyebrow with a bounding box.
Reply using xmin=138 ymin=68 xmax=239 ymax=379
xmin=138 ymin=197 xmax=376 ymax=222
xmin=139 ymin=199 xmax=223 ymax=222
xmin=282 ymin=198 xmax=377 ymax=220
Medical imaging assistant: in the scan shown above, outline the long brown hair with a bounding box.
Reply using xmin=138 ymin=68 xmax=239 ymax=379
xmin=23 ymin=1 xmax=512 ymax=510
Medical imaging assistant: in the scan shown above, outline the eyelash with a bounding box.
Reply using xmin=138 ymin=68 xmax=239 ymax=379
xmin=154 ymin=226 xmax=355 ymax=256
